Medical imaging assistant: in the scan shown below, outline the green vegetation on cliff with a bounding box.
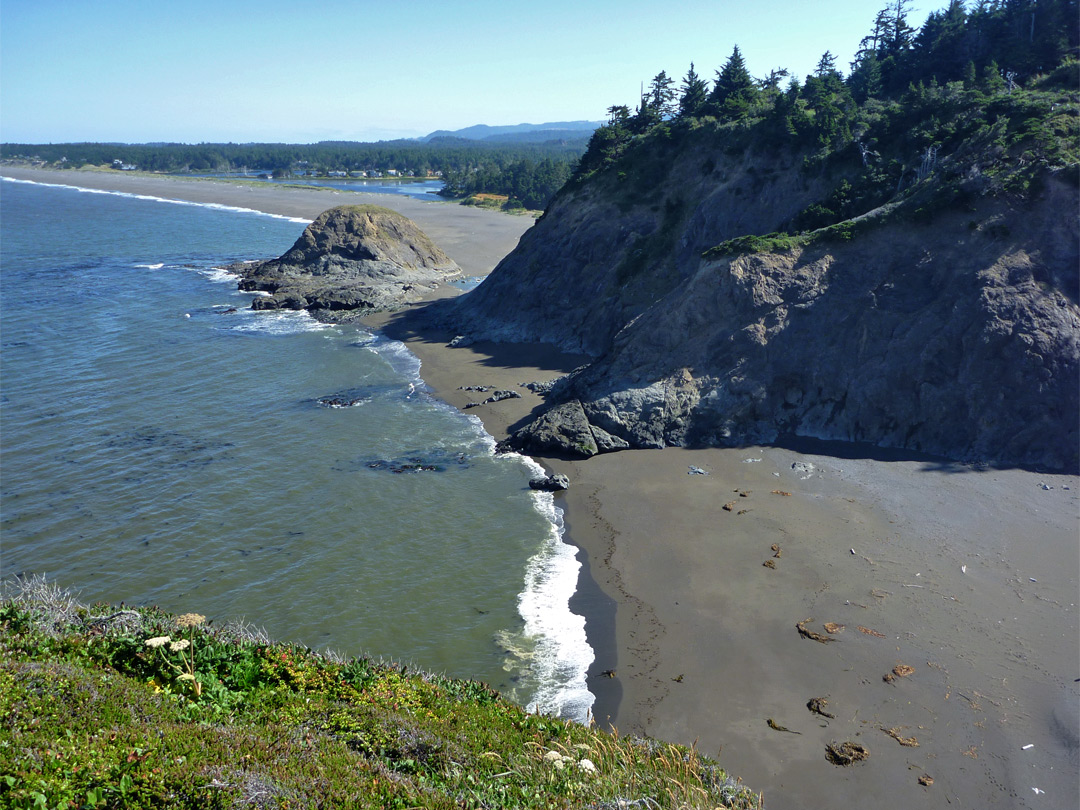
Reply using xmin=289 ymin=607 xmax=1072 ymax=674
xmin=572 ymin=0 xmax=1078 ymax=253
xmin=0 ymin=578 xmax=760 ymax=809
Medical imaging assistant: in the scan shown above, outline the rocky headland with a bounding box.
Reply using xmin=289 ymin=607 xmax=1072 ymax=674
xmin=233 ymin=204 xmax=461 ymax=315
xmin=435 ymin=88 xmax=1080 ymax=472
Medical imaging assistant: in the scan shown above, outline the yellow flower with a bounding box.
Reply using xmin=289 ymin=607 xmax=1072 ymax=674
xmin=145 ymin=636 xmax=171 ymax=649
xmin=177 ymin=673 xmax=196 ymax=682
xmin=176 ymin=613 xmax=205 ymax=628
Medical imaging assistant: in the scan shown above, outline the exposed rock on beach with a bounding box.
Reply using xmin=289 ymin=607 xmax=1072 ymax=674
xmin=234 ymin=204 xmax=460 ymax=314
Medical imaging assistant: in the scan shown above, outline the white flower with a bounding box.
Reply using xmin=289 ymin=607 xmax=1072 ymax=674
xmin=176 ymin=613 xmax=205 ymax=628
xmin=169 ymin=639 xmax=191 ymax=652
xmin=145 ymin=636 xmax=171 ymax=649
xmin=578 ymin=758 xmax=597 ymax=774
xmin=543 ymin=750 xmax=564 ymax=762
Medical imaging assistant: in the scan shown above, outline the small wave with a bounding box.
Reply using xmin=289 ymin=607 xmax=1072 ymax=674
xmin=134 ymin=262 xmax=165 ymax=270
xmin=198 ymin=266 xmax=241 ymax=284
xmin=1 ymin=177 xmax=311 ymax=223
xmin=365 ymin=335 xmax=424 ymax=384
xmin=516 ymin=491 xmax=595 ymax=722
xmin=363 ymin=332 xmax=596 ymax=721
xmin=226 ymin=309 xmax=332 ymax=335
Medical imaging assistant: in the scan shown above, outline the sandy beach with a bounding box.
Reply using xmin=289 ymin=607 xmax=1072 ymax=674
xmin=0 ymin=166 xmax=532 ymax=279
xmin=6 ymin=167 xmax=1077 ymax=809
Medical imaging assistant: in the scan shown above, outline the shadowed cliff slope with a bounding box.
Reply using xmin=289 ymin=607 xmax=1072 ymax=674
xmin=440 ymin=81 xmax=1080 ymax=471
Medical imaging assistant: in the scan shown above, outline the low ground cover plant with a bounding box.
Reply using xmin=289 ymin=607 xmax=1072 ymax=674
xmin=0 ymin=576 xmax=760 ymax=809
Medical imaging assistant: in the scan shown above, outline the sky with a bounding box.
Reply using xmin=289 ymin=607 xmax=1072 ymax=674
xmin=1 ymin=0 xmax=936 ymax=144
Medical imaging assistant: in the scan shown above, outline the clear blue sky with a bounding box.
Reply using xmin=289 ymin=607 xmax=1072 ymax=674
xmin=1 ymin=0 xmax=934 ymax=144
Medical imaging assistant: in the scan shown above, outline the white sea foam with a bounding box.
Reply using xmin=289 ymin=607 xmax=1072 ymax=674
xmin=0 ymin=177 xmax=311 ymax=223
xmin=134 ymin=262 xmax=165 ymax=270
xmin=512 ymin=456 xmax=595 ymax=722
xmin=398 ymin=342 xmax=594 ymax=720
xmin=365 ymin=335 xmax=424 ymax=384
xmin=198 ymin=266 xmax=241 ymax=284
xmin=226 ymin=308 xmax=333 ymax=335
xmin=384 ymin=336 xmax=597 ymax=721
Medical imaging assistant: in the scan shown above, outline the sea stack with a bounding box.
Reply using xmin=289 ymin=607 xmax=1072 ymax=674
xmin=237 ymin=204 xmax=460 ymax=314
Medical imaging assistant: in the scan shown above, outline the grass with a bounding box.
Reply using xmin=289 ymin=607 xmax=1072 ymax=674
xmin=0 ymin=576 xmax=761 ymax=809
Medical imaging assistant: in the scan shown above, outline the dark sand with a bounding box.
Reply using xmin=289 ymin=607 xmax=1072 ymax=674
xmin=7 ymin=167 xmax=1078 ymax=809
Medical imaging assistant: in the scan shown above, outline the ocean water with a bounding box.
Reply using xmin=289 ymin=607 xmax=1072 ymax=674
xmin=0 ymin=178 xmax=593 ymax=720
xmin=187 ymin=175 xmax=445 ymax=199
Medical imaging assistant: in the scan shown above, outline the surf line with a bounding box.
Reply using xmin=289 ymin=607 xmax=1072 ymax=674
xmin=0 ymin=176 xmax=312 ymax=224
xmin=365 ymin=332 xmax=597 ymax=724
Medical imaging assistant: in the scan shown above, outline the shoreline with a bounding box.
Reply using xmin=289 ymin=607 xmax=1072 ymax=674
xmin=371 ymin=309 xmax=1080 ymax=810
xmin=6 ymin=166 xmax=1078 ymax=809
xmin=0 ymin=167 xmax=532 ymax=279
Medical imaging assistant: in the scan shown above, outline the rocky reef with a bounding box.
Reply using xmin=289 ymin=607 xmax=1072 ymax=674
xmin=235 ymin=204 xmax=460 ymax=314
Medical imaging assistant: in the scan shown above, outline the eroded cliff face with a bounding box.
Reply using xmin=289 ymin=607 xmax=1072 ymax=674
xmin=449 ymin=152 xmax=1080 ymax=470
xmin=447 ymin=142 xmax=835 ymax=355
xmin=237 ymin=205 xmax=460 ymax=313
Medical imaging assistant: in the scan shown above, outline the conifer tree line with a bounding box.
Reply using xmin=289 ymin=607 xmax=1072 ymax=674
xmin=1 ymin=138 xmax=586 ymax=212
xmin=577 ymin=0 xmax=1078 ymax=176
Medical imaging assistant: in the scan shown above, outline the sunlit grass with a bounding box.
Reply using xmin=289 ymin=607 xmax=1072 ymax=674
xmin=0 ymin=575 xmax=761 ymax=809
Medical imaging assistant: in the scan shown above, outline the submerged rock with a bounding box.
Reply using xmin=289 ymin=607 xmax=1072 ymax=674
xmin=235 ymin=205 xmax=460 ymax=314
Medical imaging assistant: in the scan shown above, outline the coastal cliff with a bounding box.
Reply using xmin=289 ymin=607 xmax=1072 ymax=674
xmin=439 ymin=78 xmax=1080 ymax=471
xmin=236 ymin=204 xmax=460 ymax=313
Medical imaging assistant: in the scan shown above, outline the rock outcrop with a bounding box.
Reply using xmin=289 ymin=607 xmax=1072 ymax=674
xmin=236 ymin=205 xmax=459 ymax=314
xmin=437 ymin=131 xmax=1080 ymax=471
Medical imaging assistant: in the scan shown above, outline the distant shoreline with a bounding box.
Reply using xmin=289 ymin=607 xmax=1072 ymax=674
xmin=0 ymin=166 xmax=532 ymax=278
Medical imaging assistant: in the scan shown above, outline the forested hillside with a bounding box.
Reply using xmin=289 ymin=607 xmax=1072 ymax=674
xmin=576 ymin=0 xmax=1076 ymax=203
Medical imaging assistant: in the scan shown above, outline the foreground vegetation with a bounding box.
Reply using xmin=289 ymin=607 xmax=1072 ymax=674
xmin=0 ymin=577 xmax=760 ymax=809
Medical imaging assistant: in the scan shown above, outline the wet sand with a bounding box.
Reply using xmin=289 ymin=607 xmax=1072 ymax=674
xmin=7 ymin=166 xmax=1078 ymax=809
xmin=375 ymin=309 xmax=1079 ymax=810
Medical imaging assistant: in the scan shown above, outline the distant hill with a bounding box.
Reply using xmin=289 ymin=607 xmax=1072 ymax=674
xmin=421 ymin=121 xmax=602 ymax=144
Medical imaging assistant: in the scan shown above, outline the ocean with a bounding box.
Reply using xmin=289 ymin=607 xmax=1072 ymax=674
xmin=0 ymin=177 xmax=594 ymax=720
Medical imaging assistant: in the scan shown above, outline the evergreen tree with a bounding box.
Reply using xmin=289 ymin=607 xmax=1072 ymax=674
xmin=849 ymin=52 xmax=884 ymax=101
xmin=856 ymin=0 xmax=918 ymax=92
xmin=707 ymin=45 xmax=760 ymax=120
xmin=816 ymin=51 xmax=841 ymax=78
xmin=882 ymin=0 xmax=917 ymax=54
xmin=963 ymin=59 xmax=978 ymax=89
xmin=647 ymin=70 xmax=678 ymax=120
xmin=912 ymin=0 xmax=970 ymax=84
xmin=607 ymin=105 xmax=631 ymax=127
xmin=982 ymin=59 xmax=1007 ymax=92
xmin=760 ymin=68 xmax=791 ymax=92
xmin=677 ymin=63 xmax=709 ymax=118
